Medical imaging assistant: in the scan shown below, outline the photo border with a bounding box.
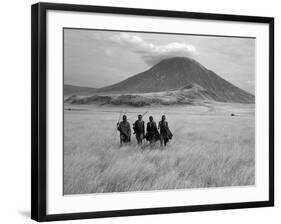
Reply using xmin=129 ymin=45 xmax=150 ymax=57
xmin=62 ymin=26 xmax=257 ymax=196
xmin=31 ymin=2 xmax=274 ymax=222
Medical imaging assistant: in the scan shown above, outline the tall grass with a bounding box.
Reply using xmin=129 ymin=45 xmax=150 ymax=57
xmin=63 ymin=104 xmax=255 ymax=194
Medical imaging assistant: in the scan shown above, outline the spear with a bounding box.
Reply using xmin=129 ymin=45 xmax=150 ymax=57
xmin=117 ymin=110 xmax=122 ymax=125
xmin=142 ymin=111 xmax=148 ymax=118
xmin=127 ymin=111 xmax=148 ymax=121
xmin=114 ymin=110 xmax=123 ymax=138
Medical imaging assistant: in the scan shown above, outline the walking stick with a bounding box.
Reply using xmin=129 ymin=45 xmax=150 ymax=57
xmin=114 ymin=110 xmax=123 ymax=138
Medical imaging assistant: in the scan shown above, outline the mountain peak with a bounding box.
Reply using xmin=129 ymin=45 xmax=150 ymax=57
xmin=157 ymin=56 xmax=195 ymax=65
xmin=153 ymin=57 xmax=208 ymax=73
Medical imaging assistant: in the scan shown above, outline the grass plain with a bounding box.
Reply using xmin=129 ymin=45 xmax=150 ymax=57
xmin=63 ymin=103 xmax=255 ymax=195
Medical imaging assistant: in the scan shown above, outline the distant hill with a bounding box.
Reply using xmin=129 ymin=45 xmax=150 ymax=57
xmin=64 ymin=84 xmax=96 ymax=96
xmin=65 ymin=83 xmax=234 ymax=107
xmin=96 ymin=57 xmax=254 ymax=104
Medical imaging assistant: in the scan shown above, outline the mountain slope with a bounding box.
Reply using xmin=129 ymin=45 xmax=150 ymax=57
xmin=65 ymin=84 xmax=210 ymax=107
xmin=64 ymin=84 xmax=96 ymax=96
xmin=96 ymin=57 xmax=254 ymax=103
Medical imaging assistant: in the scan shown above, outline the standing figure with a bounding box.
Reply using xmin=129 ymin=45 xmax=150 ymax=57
xmin=133 ymin=114 xmax=145 ymax=145
xmin=158 ymin=115 xmax=173 ymax=148
xmin=146 ymin=116 xmax=160 ymax=146
xmin=117 ymin=115 xmax=131 ymax=146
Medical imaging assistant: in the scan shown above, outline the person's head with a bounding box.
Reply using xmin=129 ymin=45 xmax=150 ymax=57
xmin=162 ymin=115 xmax=166 ymax=121
xmin=149 ymin=116 xmax=153 ymax=122
xmin=138 ymin=114 xmax=142 ymax=121
xmin=122 ymin=115 xmax=127 ymax=121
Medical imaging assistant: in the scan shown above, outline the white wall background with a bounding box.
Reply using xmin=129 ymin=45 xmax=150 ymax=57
xmin=0 ymin=0 xmax=279 ymax=223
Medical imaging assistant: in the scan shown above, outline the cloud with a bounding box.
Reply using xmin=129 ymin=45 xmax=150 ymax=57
xmin=104 ymin=49 xmax=113 ymax=56
xmin=110 ymin=33 xmax=197 ymax=65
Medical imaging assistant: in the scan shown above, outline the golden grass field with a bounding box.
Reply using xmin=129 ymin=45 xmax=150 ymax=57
xmin=63 ymin=103 xmax=255 ymax=195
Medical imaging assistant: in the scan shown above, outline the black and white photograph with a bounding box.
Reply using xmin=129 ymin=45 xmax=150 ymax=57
xmin=0 ymin=0 xmax=278 ymax=223
xmin=63 ymin=28 xmax=256 ymax=195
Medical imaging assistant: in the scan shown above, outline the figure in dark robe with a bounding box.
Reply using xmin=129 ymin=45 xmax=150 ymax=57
xmin=133 ymin=114 xmax=145 ymax=145
xmin=117 ymin=115 xmax=131 ymax=146
xmin=158 ymin=115 xmax=173 ymax=148
xmin=146 ymin=116 xmax=160 ymax=146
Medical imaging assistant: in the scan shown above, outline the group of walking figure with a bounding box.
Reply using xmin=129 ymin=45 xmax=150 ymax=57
xmin=117 ymin=114 xmax=173 ymax=148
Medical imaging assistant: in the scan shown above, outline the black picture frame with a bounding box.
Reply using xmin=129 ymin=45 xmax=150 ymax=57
xmin=31 ymin=2 xmax=274 ymax=222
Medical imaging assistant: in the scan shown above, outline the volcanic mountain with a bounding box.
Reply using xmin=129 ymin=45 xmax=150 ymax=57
xmin=96 ymin=57 xmax=254 ymax=103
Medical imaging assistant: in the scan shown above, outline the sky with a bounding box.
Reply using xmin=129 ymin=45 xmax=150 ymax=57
xmin=64 ymin=29 xmax=255 ymax=94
